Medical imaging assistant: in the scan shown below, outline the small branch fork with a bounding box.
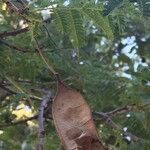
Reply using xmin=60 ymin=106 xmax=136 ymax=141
xmin=93 ymin=103 xmax=150 ymax=142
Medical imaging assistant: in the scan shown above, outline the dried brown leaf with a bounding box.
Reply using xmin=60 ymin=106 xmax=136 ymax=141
xmin=52 ymin=82 xmax=105 ymax=150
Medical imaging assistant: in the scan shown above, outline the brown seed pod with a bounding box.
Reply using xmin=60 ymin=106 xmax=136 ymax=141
xmin=52 ymin=82 xmax=105 ymax=150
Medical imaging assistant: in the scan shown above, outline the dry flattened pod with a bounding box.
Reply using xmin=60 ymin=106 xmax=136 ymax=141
xmin=52 ymin=82 xmax=105 ymax=150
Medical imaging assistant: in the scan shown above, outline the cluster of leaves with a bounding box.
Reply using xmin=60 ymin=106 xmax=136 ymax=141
xmin=0 ymin=0 xmax=150 ymax=149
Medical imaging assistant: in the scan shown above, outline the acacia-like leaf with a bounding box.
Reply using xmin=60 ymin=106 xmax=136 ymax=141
xmin=53 ymin=8 xmax=85 ymax=48
xmin=52 ymin=82 xmax=105 ymax=150
xmin=82 ymin=3 xmax=114 ymax=39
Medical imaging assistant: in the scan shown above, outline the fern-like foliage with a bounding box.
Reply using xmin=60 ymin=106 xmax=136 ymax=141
xmin=82 ymin=3 xmax=114 ymax=39
xmin=53 ymin=2 xmax=114 ymax=48
xmin=54 ymin=8 xmax=85 ymax=48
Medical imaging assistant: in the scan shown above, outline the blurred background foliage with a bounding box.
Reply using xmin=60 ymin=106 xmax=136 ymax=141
xmin=0 ymin=0 xmax=150 ymax=149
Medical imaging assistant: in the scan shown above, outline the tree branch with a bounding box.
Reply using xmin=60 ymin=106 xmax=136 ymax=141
xmin=0 ymin=102 xmax=149 ymax=128
xmin=0 ymin=39 xmax=63 ymax=53
xmin=36 ymin=90 xmax=52 ymax=150
xmin=93 ymin=103 xmax=150 ymax=121
xmin=0 ymin=95 xmax=149 ymax=143
xmin=0 ymin=83 xmax=41 ymax=101
xmin=0 ymin=90 xmax=52 ymax=130
xmin=0 ymin=38 xmax=76 ymax=53
xmin=93 ymin=103 xmax=150 ymax=143
xmin=0 ymin=27 xmax=29 ymax=38
xmin=0 ymin=84 xmax=16 ymax=94
xmin=0 ymin=39 xmax=33 ymax=53
xmin=107 ymin=103 xmax=150 ymax=117
xmin=93 ymin=111 xmax=140 ymax=142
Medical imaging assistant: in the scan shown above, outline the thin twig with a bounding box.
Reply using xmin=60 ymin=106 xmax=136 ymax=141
xmin=43 ymin=24 xmax=58 ymax=49
xmin=0 ymin=39 xmax=30 ymax=52
xmin=0 ymin=39 xmax=37 ymax=53
xmin=0 ymin=38 xmax=75 ymax=53
xmin=93 ymin=103 xmax=150 ymax=120
xmin=35 ymin=39 xmax=59 ymax=80
xmin=93 ymin=103 xmax=150 ymax=142
xmin=93 ymin=112 xmax=140 ymax=142
xmin=106 ymin=105 xmax=135 ymax=117
xmin=0 ymin=84 xmax=16 ymax=94
xmin=0 ymin=39 xmax=57 ymax=53
xmin=106 ymin=103 xmax=150 ymax=117
xmin=0 ymin=27 xmax=29 ymax=38
xmin=0 ymin=84 xmax=41 ymax=101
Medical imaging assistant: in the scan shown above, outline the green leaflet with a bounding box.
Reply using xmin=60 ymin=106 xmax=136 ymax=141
xmin=53 ymin=4 xmax=114 ymax=48
xmin=68 ymin=9 xmax=86 ymax=48
xmin=82 ymin=3 xmax=114 ymax=40
xmin=53 ymin=8 xmax=85 ymax=48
